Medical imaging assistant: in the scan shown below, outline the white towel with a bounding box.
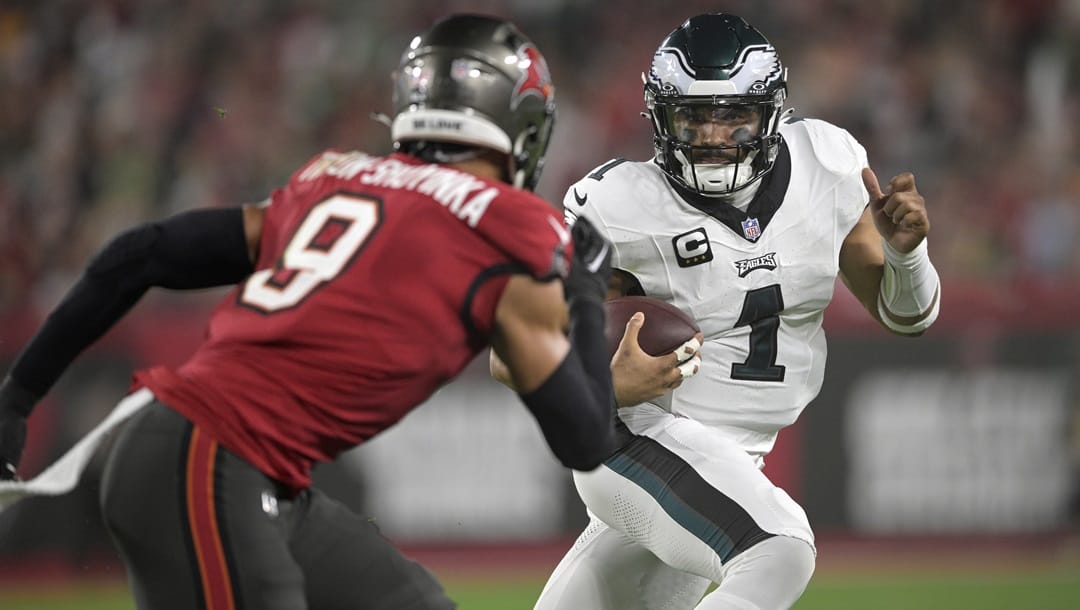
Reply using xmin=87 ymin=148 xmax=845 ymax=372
xmin=0 ymin=388 xmax=154 ymax=512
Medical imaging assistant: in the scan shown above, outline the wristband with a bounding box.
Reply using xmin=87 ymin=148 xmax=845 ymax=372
xmin=878 ymin=238 xmax=940 ymax=334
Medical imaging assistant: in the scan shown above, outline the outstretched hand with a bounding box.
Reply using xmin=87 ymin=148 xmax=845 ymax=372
xmin=862 ymin=167 xmax=930 ymax=254
xmin=610 ymin=312 xmax=702 ymax=407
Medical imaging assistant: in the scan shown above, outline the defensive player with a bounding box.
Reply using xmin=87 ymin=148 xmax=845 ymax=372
xmin=0 ymin=14 xmax=619 ymax=610
xmin=536 ymin=13 xmax=941 ymax=610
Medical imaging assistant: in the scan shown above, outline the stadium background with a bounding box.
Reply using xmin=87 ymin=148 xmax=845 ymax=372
xmin=1 ymin=0 xmax=1078 ymax=608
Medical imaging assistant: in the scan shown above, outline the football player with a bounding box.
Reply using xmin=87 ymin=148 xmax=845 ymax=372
xmin=0 ymin=14 xmax=619 ymax=610
xmin=536 ymin=13 xmax=940 ymax=610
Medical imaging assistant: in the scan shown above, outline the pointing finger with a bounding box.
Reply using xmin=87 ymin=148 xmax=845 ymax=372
xmin=862 ymin=167 xmax=885 ymax=205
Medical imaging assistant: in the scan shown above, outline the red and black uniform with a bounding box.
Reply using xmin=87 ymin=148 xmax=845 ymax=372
xmin=102 ymin=151 xmax=570 ymax=610
xmin=137 ymin=150 xmax=567 ymax=491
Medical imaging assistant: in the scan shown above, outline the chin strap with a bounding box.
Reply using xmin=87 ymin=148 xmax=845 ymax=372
xmin=877 ymin=238 xmax=941 ymax=335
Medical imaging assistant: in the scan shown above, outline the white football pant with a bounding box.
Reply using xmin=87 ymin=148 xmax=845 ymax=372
xmin=535 ymin=404 xmax=816 ymax=609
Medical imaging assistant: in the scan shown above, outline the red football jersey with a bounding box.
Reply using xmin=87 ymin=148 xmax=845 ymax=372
xmin=135 ymin=151 xmax=570 ymax=491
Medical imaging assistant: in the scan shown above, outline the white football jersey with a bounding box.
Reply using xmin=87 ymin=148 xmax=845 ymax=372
xmin=565 ymin=118 xmax=868 ymax=460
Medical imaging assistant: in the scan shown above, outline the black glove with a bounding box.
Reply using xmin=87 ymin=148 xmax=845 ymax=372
xmin=0 ymin=376 xmax=37 ymax=481
xmin=564 ymin=217 xmax=613 ymax=305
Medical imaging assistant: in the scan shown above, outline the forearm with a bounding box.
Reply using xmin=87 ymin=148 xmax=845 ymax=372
xmin=10 ymin=271 xmax=148 ymax=397
xmin=567 ymin=297 xmax=613 ymax=409
xmin=520 ymin=346 xmax=615 ymax=471
xmin=516 ymin=215 xmax=616 ymax=470
xmin=519 ymin=297 xmax=616 ymax=471
xmin=877 ymin=239 xmax=940 ymax=335
xmin=8 ymin=207 xmax=253 ymax=401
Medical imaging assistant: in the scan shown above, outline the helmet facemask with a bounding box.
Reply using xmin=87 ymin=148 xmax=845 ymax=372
xmin=651 ymin=93 xmax=785 ymax=196
xmin=644 ymin=13 xmax=788 ymax=198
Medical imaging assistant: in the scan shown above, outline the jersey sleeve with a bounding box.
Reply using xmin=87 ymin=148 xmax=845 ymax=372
xmin=474 ymin=186 xmax=571 ymax=280
xmin=560 ymin=166 xmax=627 ymax=274
xmin=562 ymin=178 xmax=585 ymax=228
xmin=798 ymin=118 xmax=869 ymax=230
xmin=562 ymin=159 xmax=622 ymax=230
xmin=831 ymin=129 xmax=871 ymax=231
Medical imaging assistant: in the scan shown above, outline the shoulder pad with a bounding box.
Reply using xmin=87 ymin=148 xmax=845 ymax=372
xmin=562 ymin=158 xmax=635 ymax=213
xmin=782 ymin=117 xmax=866 ymax=176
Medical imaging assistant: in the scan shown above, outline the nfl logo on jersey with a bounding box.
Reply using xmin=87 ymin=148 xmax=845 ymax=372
xmin=741 ymin=217 xmax=762 ymax=241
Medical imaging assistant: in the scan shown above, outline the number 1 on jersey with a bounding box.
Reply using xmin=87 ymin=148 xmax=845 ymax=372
xmin=241 ymin=193 xmax=381 ymax=313
xmin=731 ymin=284 xmax=786 ymax=382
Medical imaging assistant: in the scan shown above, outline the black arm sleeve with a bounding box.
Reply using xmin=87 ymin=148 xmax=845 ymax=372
xmin=9 ymin=207 xmax=254 ymax=400
xmin=520 ymin=297 xmax=616 ymax=471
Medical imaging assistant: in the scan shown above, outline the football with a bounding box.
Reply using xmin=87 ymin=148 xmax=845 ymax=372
xmin=604 ymin=296 xmax=700 ymax=358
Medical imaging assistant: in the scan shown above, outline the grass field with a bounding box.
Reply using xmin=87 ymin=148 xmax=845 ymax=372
xmin=1 ymin=567 xmax=1079 ymax=609
xmin=2 ymin=537 xmax=1078 ymax=609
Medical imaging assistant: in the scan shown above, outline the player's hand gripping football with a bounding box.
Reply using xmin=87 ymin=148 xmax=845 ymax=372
xmin=563 ymin=217 xmax=613 ymax=305
xmin=610 ymin=314 xmax=702 ymax=407
xmin=0 ymin=377 xmax=36 ymax=481
xmin=862 ymin=167 xmax=930 ymax=253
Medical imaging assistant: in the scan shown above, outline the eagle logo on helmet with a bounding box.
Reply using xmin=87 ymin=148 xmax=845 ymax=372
xmin=728 ymin=44 xmax=783 ymax=93
xmin=648 ymin=47 xmax=695 ymax=96
xmin=511 ymin=44 xmax=554 ymax=110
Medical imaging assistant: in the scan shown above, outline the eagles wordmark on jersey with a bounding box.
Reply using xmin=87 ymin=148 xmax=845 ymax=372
xmin=566 ymin=117 xmax=868 ymax=461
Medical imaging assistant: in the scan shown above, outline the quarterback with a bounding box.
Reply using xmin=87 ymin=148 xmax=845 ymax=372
xmin=538 ymin=13 xmax=940 ymax=610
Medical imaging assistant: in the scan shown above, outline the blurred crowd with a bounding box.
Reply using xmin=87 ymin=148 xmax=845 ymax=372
xmin=1 ymin=0 xmax=1078 ymax=313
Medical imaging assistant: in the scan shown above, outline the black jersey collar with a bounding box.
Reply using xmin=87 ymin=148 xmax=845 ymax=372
xmin=667 ymin=140 xmax=792 ymax=243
